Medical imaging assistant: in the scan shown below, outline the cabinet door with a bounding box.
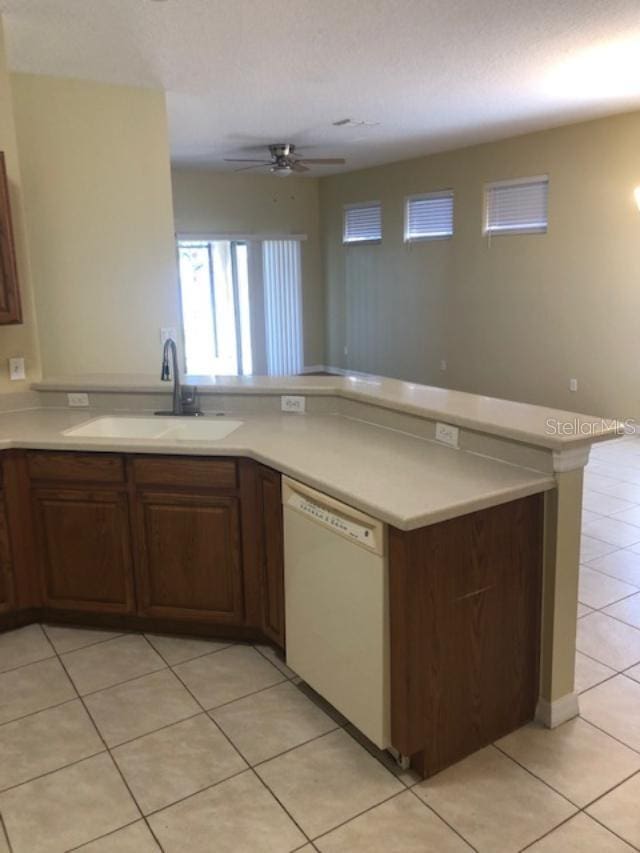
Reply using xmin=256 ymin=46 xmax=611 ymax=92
xmin=135 ymin=491 xmax=243 ymax=623
xmin=0 ymin=493 xmax=15 ymax=613
xmin=257 ymin=466 xmax=285 ymax=648
xmin=0 ymin=152 xmax=22 ymax=325
xmin=32 ymin=488 xmax=136 ymax=613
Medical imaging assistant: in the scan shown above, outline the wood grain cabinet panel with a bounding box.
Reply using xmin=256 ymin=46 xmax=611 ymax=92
xmin=0 ymin=152 xmax=22 ymax=325
xmin=132 ymin=457 xmax=237 ymax=490
xmin=135 ymin=491 xmax=243 ymax=623
xmin=256 ymin=465 xmax=285 ymax=648
xmin=389 ymin=493 xmax=543 ymax=777
xmin=0 ymin=494 xmax=15 ymax=613
xmin=32 ymin=488 xmax=135 ymax=613
xmin=27 ymin=452 xmax=125 ymax=484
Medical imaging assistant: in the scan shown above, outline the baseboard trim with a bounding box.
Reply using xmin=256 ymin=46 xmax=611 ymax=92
xmin=535 ymin=693 xmax=579 ymax=728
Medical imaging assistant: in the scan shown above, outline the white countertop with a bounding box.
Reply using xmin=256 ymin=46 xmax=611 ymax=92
xmin=31 ymin=372 xmax=620 ymax=450
xmin=0 ymin=408 xmax=553 ymax=530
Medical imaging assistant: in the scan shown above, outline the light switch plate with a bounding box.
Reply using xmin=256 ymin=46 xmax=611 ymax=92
xmin=435 ymin=421 xmax=460 ymax=449
xmin=281 ymin=395 xmax=306 ymax=413
xmin=8 ymin=357 xmax=25 ymax=381
xmin=67 ymin=393 xmax=89 ymax=408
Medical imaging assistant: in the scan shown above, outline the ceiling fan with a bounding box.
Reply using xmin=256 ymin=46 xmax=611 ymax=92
xmin=224 ymin=143 xmax=346 ymax=176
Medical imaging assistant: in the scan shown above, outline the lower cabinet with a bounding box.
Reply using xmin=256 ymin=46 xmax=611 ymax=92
xmin=8 ymin=451 xmax=285 ymax=638
xmin=134 ymin=490 xmax=244 ymax=623
xmin=0 ymin=494 xmax=14 ymax=613
xmin=256 ymin=465 xmax=285 ymax=648
xmin=32 ymin=488 xmax=136 ymax=613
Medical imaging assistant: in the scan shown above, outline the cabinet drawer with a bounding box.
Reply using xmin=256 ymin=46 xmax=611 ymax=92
xmin=27 ymin=452 xmax=125 ymax=483
xmin=132 ymin=456 xmax=238 ymax=490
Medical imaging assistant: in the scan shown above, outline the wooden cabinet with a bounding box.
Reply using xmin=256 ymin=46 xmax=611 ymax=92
xmin=389 ymin=493 xmax=543 ymax=777
xmin=0 ymin=495 xmax=15 ymax=613
xmin=134 ymin=490 xmax=244 ymax=623
xmin=256 ymin=465 xmax=285 ymax=648
xmin=0 ymin=152 xmax=22 ymax=325
xmin=32 ymin=488 xmax=135 ymax=613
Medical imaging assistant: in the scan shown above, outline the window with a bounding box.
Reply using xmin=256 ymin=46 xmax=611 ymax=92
xmin=484 ymin=176 xmax=548 ymax=235
xmin=343 ymin=202 xmax=382 ymax=244
xmin=405 ymin=191 xmax=454 ymax=241
xmin=177 ymin=238 xmax=303 ymax=376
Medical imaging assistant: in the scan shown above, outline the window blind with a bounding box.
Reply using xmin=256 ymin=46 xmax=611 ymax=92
xmin=263 ymin=240 xmax=303 ymax=376
xmin=485 ymin=176 xmax=548 ymax=235
xmin=343 ymin=202 xmax=382 ymax=243
xmin=405 ymin=191 xmax=454 ymax=241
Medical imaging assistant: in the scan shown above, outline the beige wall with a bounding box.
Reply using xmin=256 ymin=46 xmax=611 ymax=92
xmin=172 ymin=169 xmax=325 ymax=368
xmin=321 ymin=112 xmax=640 ymax=419
xmin=11 ymin=73 xmax=180 ymax=377
xmin=0 ymin=19 xmax=40 ymax=390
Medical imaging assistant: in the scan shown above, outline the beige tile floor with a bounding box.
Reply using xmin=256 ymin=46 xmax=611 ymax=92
xmin=2 ymin=440 xmax=640 ymax=851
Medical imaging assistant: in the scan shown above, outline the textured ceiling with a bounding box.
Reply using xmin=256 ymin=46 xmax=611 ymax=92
xmin=2 ymin=0 xmax=640 ymax=174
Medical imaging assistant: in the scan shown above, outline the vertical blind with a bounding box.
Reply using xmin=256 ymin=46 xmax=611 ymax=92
xmin=343 ymin=202 xmax=382 ymax=243
xmin=485 ymin=176 xmax=548 ymax=235
xmin=263 ymin=240 xmax=303 ymax=375
xmin=405 ymin=191 xmax=454 ymax=241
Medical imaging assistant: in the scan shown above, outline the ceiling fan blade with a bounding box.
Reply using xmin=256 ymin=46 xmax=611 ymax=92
xmin=291 ymin=161 xmax=310 ymax=172
xmin=298 ymin=158 xmax=346 ymax=165
xmin=233 ymin=163 xmax=271 ymax=172
xmin=224 ymin=158 xmax=272 ymax=163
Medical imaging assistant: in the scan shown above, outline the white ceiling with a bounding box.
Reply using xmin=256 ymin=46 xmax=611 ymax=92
xmin=2 ymin=0 xmax=640 ymax=175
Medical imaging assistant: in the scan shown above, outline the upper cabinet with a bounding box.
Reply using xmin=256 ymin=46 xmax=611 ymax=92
xmin=0 ymin=152 xmax=22 ymax=325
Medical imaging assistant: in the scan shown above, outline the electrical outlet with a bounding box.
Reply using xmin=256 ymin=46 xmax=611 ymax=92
xmin=435 ymin=421 xmax=460 ymax=449
xmin=281 ymin=395 xmax=306 ymax=413
xmin=8 ymin=357 xmax=25 ymax=381
xmin=440 ymin=359 xmax=447 ymax=372
xmin=67 ymin=393 xmax=89 ymax=408
xmin=569 ymin=378 xmax=578 ymax=392
xmin=160 ymin=327 xmax=177 ymax=345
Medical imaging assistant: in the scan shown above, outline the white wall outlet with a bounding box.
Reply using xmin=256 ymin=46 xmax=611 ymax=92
xmin=440 ymin=359 xmax=447 ymax=372
xmin=569 ymin=378 xmax=578 ymax=392
xmin=160 ymin=327 xmax=177 ymax=345
xmin=8 ymin=357 xmax=25 ymax=381
xmin=281 ymin=395 xmax=306 ymax=413
xmin=67 ymin=392 xmax=89 ymax=408
xmin=435 ymin=421 xmax=460 ymax=449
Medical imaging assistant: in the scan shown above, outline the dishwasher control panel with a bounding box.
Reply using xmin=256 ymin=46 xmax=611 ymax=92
xmin=284 ymin=484 xmax=383 ymax=554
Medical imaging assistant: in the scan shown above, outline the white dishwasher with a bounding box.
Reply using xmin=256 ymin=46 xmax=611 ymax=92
xmin=283 ymin=476 xmax=390 ymax=749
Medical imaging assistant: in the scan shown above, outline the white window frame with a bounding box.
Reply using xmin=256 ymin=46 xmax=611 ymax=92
xmin=483 ymin=175 xmax=549 ymax=236
xmin=404 ymin=190 xmax=454 ymax=242
xmin=343 ymin=201 xmax=382 ymax=245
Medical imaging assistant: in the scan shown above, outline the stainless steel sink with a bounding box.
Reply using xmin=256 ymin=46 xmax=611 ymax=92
xmin=63 ymin=416 xmax=243 ymax=441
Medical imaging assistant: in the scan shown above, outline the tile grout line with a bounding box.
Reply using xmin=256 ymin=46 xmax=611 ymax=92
xmin=64 ymin=817 xmax=152 ymax=852
xmin=406 ymin=787 xmax=479 ymax=852
xmin=39 ymin=626 xmax=168 ymax=853
xmin=0 ymin=812 xmax=13 ymax=853
xmin=160 ymin=646 xmax=316 ymax=847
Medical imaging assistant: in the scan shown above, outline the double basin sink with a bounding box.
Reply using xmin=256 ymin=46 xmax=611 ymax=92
xmin=64 ymin=416 xmax=244 ymax=442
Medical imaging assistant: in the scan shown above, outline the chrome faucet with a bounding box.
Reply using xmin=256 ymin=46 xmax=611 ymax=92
xmin=155 ymin=338 xmax=201 ymax=416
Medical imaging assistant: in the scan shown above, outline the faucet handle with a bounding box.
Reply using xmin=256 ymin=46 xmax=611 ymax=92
xmin=180 ymin=385 xmax=201 ymax=415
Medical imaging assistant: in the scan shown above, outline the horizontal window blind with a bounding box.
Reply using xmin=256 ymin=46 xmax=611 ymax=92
xmin=485 ymin=176 xmax=548 ymax=235
xmin=343 ymin=202 xmax=382 ymax=243
xmin=405 ymin=191 xmax=454 ymax=241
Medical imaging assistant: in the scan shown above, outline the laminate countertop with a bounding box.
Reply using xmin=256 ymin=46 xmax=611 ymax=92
xmin=32 ymin=372 xmax=620 ymax=451
xmin=0 ymin=408 xmax=554 ymax=530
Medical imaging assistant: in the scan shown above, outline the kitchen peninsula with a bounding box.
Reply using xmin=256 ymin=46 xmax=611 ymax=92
xmin=0 ymin=373 xmax=619 ymax=777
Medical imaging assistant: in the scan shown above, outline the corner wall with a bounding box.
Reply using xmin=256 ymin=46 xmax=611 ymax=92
xmin=320 ymin=111 xmax=640 ymax=420
xmin=0 ymin=19 xmax=40 ymax=390
xmin=11 ymin=72 xmax=180 ymax=377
